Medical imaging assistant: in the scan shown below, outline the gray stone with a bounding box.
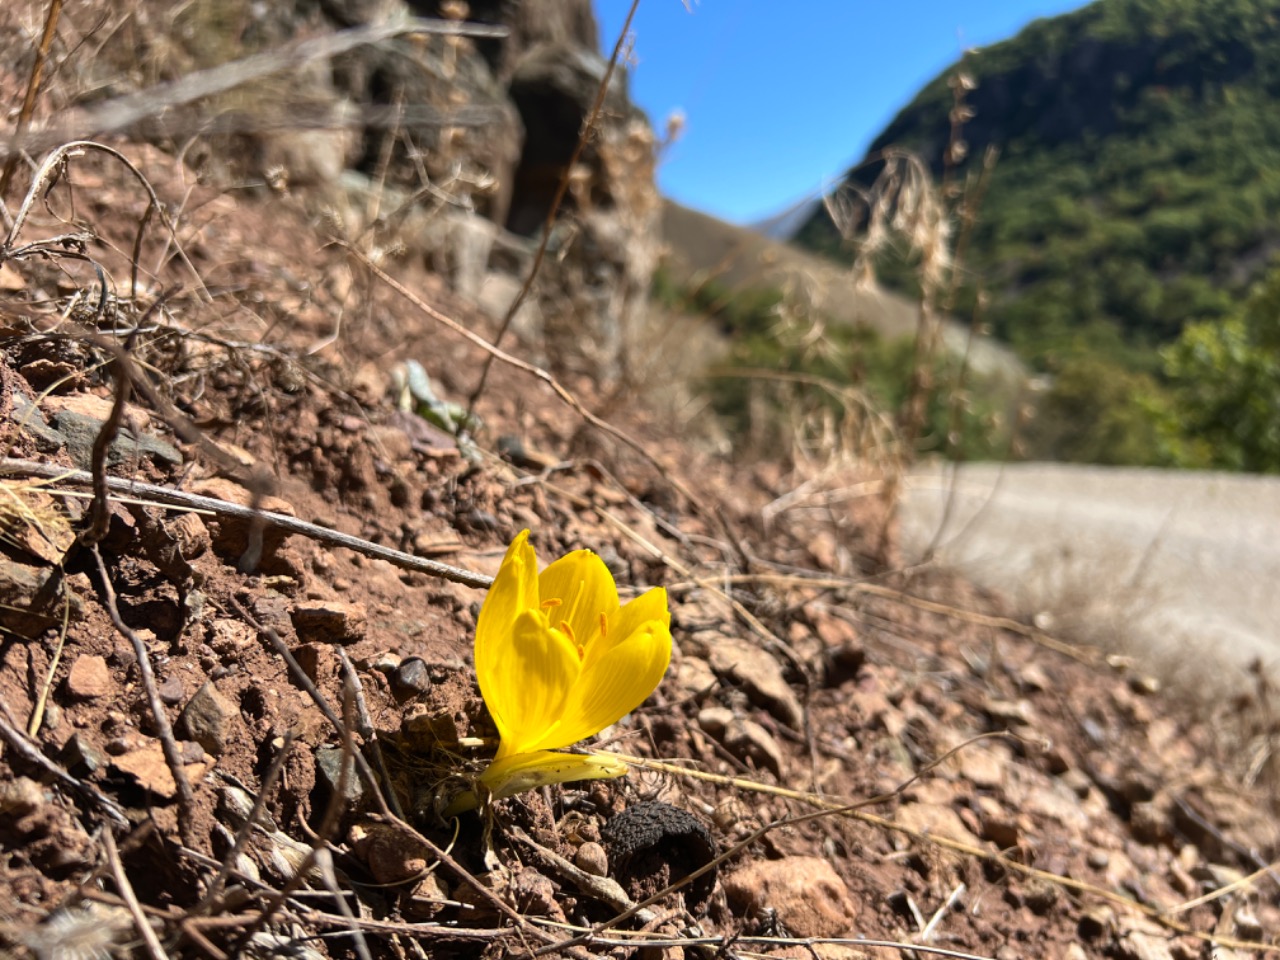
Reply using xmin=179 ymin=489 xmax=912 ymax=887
xmin=178 ymin=682 xmax=237 ymax=756
xmin=392 ymin=657 xmax=431 ymax=696
xmin=50 ymin=410 xmax=181 ymax=470
xmin=10 ymin=390 xmax=64 ymax=451
xmin=316 ymin=746 xmax=365 ymax=806
xmin=58 ymin=733 xmax=106 ymax=776
xmin=157 ymin=674 xmax=186 ymax=706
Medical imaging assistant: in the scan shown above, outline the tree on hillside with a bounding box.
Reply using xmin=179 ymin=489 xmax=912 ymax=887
xmin=793 ymin=0 xmax=1280 ymax=371
xmin=1161 ymin=266 xmax=1280 ymax=472
xmin=1024 ymin=351 xmax=1165 ymax=466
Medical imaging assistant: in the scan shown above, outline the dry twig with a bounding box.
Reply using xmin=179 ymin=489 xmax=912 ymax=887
xmin=197 ymin=732 xmax=295 ymax=913
xmin=91 ymin=545 xmax=196 ymax=839
xmin=0 ymin=457 xmax=492 ymax=588
xmin=232 ymin=677 xmax=357 ymax=953
xmin=102 ymin=828 xmax=169 ymax=960
xmin=0 ymin=0 xmax=63 ymax=199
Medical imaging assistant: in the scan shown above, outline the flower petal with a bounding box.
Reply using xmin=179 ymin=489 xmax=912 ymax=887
xmin=525 ymin=619 xmax=672 ymax=752
xmin=486 ymin=610 xmax=581 ymax=759
xmin=590 ymin=586 xmax=670 ymax=673
xmin=478 ymin=750 xmax=628 ymax=802
xmin=474 ymin=530 xmax=539 ymax=744
xmin=538 ymin=549 xmax=619 ymax=652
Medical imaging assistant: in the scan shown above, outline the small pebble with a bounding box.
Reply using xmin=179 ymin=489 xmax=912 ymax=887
xmin=59 ymin=733 xmax=105 ymax=775
xmin=393 ymin=657 xmax=431 ymax=696
xmin=316 ymin=746 xmax=365 ymax=805
xmin=157 ymin=675 xmax=186 ymax=705
xmin=178 ymin=682 xmax=237 ymax=757
xmin=180 ymin=741 xmax=206 ymax=764
xmin=65 ymin=655 xmax=110 ymax=700
xmin=575 ymin=841 xmax=608 ymax=877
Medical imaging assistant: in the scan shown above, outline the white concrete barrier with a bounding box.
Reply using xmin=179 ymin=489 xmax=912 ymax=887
xmin=902 ymin=462 xmax=1280 ymax=686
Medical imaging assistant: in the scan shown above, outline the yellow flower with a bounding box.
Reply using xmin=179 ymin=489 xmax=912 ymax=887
xmin=447 ymin=530 xmax=671 ymax=814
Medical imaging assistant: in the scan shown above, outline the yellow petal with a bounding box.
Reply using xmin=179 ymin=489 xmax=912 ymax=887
xmin=474 ymin=531 xmax=540 ymax=745
xmin=486 ymin=610 xmax=582 ymax=759
xmin=478 ymin=750 xmax=628 ymax=802
xmin=525 ymin=619 xmax=672 ymax=752
xmin=590 ymin=586 xmax=670 ymax=673
xmin=537 ymin=549 xmax=619 ymax=652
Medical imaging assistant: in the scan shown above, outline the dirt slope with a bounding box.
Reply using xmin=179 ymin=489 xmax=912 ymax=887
xmin=0 ymin=2 xmax=1278 ymax=954
xmin=0 ymin=140 xmax=1278 ymax=960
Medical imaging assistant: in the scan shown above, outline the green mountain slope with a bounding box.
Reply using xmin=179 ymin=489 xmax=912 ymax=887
xmin=794 ymin=0 xmax=1280 ymax=368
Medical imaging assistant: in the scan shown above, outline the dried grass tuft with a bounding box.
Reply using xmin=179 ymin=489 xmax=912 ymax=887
xmin=825 ymin=149 xmax=953 ymax=298
xmin=18 ymin=904 xmax=129 ymax=960
xmin=0 ymin=476 xmax=74 ymax=563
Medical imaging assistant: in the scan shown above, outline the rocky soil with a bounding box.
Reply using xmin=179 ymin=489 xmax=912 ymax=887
xmin=2 ymin=3 xmax=1279 ymax=960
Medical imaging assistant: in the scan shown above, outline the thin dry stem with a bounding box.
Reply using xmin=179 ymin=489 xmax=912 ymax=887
xmin=102 ymin=828 xmax=169 ymax=960
xmin=540 ymin=733 xmax=1012 ymax=956
xmin=0 ymin=0 xmax=64 ymax=199
xmin=607 ymin=748 xmax=1279 ymax=954
xmin=197 ymin=732 xmax=295 ymax=912
xmin=92 ymin=544 xmax=195 ymax=839
xmin=2 ymin=141 xmax=209 ymax=303
xmin=233 ymin=680 xmax=357 ymax=952
xmin=0 ymin=456 xmax=493 ymax=588
xmin=0 ymin=19 xmax=509 ymax=161
xmin=345 ymin=244 xmax=716 ymax=528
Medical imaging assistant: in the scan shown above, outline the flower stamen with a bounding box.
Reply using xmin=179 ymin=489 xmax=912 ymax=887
xmin=559 ymin=619 xmax=580 ymax=656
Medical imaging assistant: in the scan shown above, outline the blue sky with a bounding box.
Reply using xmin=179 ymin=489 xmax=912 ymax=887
xmin=594 ymin=0 xmax=1091 ymax=225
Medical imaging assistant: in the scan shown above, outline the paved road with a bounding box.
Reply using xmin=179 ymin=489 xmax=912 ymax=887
xmin=900 ymin=462 xmax=1280 ymax=685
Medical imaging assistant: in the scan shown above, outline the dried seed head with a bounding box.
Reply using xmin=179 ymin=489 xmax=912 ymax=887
xmin=21 ymin=905 xmax=127 ymax=960
xmin=825 ymin=151 xmax=953 ymax=298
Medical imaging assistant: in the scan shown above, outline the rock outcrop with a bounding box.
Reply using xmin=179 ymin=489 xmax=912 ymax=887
xmin=172 ymin=1 xmax=660 ymax=382
xmin=53 ymin=0 xmax=657 ymax=384
xmin=331 ymin=0 xmax=660 ymax=383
